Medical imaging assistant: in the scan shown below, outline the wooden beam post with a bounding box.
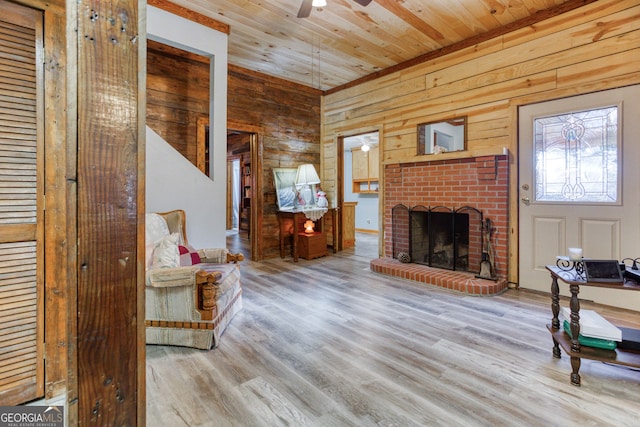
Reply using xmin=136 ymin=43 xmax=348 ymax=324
xmin=76 ymin=0 xmax=143 ymax=424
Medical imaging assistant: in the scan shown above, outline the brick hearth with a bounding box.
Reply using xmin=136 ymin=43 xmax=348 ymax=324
xmin=370 ymin=258 xmax=508 ymax=296
xmin=375 ymin=154 xmax=510 ymax=295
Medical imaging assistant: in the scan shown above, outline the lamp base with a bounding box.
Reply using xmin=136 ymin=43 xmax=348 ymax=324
xmin=304 ymin=219 xmax=315 ymax=234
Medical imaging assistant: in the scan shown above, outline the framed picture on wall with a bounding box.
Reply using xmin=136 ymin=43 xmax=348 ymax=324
xmin=273 ymin=167 xmax=319 ymax=210
xmin=273 ymin=168 xmax=298 ymax=210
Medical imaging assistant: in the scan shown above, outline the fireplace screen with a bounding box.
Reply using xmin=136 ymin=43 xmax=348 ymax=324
xmin=393 ymin=205 xmax=483 ymax=273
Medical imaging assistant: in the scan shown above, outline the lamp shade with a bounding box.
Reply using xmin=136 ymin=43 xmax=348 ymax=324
xmin=295 ymin=164 xmax=321 ymax=186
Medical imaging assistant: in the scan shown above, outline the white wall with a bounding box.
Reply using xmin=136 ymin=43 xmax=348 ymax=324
xmin=146 ymin=128 xmax=222 ymax=249
xmin=146 ymin=6 xmax=228 ymax=248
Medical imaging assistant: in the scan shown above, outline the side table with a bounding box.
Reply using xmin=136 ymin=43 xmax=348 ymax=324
xmin=545 ymin=265 xmax=640 ymax=386
xmin=277 ymin=208 xmax=338 ymax=262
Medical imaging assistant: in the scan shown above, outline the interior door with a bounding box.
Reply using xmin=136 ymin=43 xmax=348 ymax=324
xmin=518 ymin=85 xmax=640 ymax=309
xmin=0 ymin=1 xmax=44 ymax=405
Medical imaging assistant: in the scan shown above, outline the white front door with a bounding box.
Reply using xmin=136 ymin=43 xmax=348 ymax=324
xmin=518 ymin=85 xmax=640 ymax=310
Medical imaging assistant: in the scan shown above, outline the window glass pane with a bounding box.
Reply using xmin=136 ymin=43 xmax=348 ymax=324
xmin=534 ymin=106 xmax=618 ymax=203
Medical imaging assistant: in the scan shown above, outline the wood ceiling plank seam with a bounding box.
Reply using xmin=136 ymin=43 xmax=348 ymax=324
xmin=375 ymin=0 xmax=463 ymax=41
xmin=522 ymin=0 xmax=565 ymax=15
xmin=326 ymin=0 xmax=597 ymax=93
xmin=329 ymin=2 xmax=618 ymax=105
xmin=502 ymin=0 xmax=638 ymax=47
xmin=473 ymin=0 xmax=521 ymax=25
xmin=159 ymin=0 xmax=598 ymax=91
xmin=374 ymin=0 xmax=446 ymax=42
xmin=177 ymin=0 xmax=442 ymax=87
xmin=319 ymin=2 xmax=446 ymax=58
xmin=487 ymin=0 xmax=531 ymax=21
xmin=320 ymin=6 xmax=443 ymax=60
xmin=224 ymin=11 xmax=416 ymax=69
xmin=426 ymin=1 xmax=489 ymax=41
xmin=148 ymin=0 xmax=230 ymax=33
xmin=450 ymin=0 xmax=511 ymax=32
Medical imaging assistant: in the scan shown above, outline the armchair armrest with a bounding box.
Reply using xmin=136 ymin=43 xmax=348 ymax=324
xmin=146 ymin=265 xmax=226 ymax=322
xmin=197 ymin=248 xmax=245 ymax=264
xmin=226 ymin=252 xmax=244 ymax=263
xmin=146 ymin=265 xmax=222 ymax=288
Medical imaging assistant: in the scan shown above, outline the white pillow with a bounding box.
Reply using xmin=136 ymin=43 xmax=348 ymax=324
xmin=146 ymin=213 xmax=170 ymax=246
xmin=145 ymin=242 xmax=156 ymax=269
xmin=152 ymin=233 xmax=180 ymax=268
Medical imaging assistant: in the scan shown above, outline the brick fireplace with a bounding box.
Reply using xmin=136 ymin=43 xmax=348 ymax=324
xmin=371 ymin=155 xmax=509 ymax=295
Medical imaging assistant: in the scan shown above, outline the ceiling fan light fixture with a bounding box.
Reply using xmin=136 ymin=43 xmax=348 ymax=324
xmin=312 ymin=0 xmax=327 ymax=7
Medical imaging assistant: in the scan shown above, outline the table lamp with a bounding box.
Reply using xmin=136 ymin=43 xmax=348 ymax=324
xmin=304 ymin=220 xmax=315 ymax=233
xmin=295 ymin=164 xmax=320 ymax=207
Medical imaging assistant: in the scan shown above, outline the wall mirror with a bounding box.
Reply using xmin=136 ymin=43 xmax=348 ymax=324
xmin=417 ymin=116 xmax=467 ymax=155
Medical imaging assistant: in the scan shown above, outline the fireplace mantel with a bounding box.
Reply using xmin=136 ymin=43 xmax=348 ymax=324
xmin=383 ymin=146 xmax=508 ymax=166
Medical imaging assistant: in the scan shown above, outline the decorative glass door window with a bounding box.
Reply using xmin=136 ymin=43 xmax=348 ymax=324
xmin=533 ymin=106 xmax=619 ymax=203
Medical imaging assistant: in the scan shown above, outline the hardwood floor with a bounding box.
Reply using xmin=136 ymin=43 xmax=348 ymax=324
xmin=147 ymin=233 xmax=640 ymax=426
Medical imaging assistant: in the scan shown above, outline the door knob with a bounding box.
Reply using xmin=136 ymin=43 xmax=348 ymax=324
xmin=521 ymin=197 xmax=530 ymax=205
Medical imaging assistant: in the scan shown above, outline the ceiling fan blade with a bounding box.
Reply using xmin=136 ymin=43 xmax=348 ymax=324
xmin=297 ymin=0 xmax=313 ymax=18
xmin=353 ymin=0 xmax=373 ymax=6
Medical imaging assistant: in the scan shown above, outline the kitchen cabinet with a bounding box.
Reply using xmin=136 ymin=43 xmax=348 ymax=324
xmin=352 ymin=146 xmax=379 ymax=193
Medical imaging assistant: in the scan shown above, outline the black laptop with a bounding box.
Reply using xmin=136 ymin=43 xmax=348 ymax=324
xmin=583 ymin=259 xmax=624 ymax=283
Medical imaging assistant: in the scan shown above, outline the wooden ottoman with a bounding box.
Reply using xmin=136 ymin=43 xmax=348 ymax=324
xmin=297 ymin=232 xmax=327 ymax=260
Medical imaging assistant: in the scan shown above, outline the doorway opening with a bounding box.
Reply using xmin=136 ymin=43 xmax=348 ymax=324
xmin=227 ymin=130 xmax=255 ymax=259
xmin=340 ymin=131 xmax=380 ymax=257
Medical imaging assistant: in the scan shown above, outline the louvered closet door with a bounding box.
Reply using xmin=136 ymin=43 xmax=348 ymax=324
xmin=0 ymin=0 xmax=44 ymax=405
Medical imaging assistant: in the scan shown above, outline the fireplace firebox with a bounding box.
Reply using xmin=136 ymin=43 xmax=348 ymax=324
xmin=393 ymin=205 xmax=483 ymax=274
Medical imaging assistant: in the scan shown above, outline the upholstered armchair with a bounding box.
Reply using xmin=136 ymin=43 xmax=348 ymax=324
xmin=145 ymin=210 xmax=244 ymax=350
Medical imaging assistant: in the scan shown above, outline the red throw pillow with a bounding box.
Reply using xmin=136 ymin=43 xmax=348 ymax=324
xmin=178 ymin=245 xmax=201 ymax=266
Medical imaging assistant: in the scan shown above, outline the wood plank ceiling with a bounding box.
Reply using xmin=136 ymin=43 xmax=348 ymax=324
xmin=159 ymin=0 xmax=594 ymax=92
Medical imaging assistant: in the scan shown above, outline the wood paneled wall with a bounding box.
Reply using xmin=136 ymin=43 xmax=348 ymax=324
xmin=228 ymin=65 xmax=322 ymax=260
xmin=321 ymin=0 xmax=640 ymax=284
xmin=39 ymin=1 xmax=72 ymax=411
xmin=146 ymin=39 xmax=209 ymax=164
xmin=146 ymin=43 xmax=321 ymax=260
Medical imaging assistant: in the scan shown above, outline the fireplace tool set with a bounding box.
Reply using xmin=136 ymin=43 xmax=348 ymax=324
xmin=476 ymin=218 xmax=497 ymax=281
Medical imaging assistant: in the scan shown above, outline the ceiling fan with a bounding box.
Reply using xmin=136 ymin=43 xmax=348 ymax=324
xmin=297 ymin=0 xmax=373 ymax=18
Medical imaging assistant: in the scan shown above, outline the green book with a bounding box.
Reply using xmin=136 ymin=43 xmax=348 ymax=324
xmin=563 ymin=320 xmax=617 ymax=350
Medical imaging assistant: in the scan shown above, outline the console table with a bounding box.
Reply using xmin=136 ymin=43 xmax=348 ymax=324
xmin=278 ymin=208 xmax=338 ymax=262
xmin=546 ymin=265 xmax=640 ymax=386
